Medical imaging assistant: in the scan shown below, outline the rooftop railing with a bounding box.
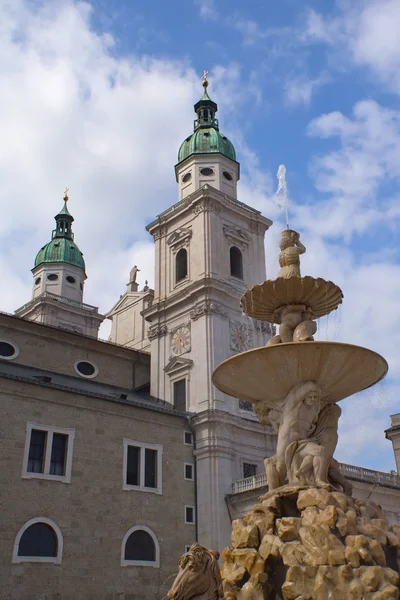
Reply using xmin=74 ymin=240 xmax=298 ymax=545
xmin=231 ymin=462 xmax=400 ymax=494
xmin=16 ymin=291 xmax=99 ymax=313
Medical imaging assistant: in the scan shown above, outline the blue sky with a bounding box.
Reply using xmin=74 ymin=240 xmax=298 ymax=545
xmin=1 ymin=0 xmax=399 ymax=472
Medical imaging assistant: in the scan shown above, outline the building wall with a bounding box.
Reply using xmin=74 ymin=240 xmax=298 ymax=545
xmin=0 ymin=313 xmax=148 ymax=390
xmin=0 ymin=377 xmax=195 ymax=600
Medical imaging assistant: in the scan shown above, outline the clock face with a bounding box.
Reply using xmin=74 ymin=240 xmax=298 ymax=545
xmin=171 ymin=326 xmax=191 ymax=356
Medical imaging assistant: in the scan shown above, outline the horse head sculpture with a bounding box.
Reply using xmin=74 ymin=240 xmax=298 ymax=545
xmin=168 ymin=543 xmax=223 ymax=600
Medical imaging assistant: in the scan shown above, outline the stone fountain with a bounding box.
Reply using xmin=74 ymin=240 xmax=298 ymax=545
xmin=169 ymin=229 xmax=400 ymax=600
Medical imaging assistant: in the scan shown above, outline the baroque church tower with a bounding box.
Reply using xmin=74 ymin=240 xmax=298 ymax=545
xmin=142 ymin=78 xmax=275 ymax=549
xmin=15 ymin=191 xmax=104 ymax=338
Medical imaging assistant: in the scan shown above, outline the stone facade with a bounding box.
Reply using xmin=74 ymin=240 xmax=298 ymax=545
xmin=0 ymin=313 xmax=195 ymax=600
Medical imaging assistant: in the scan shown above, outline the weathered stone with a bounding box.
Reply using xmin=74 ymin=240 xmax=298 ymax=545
xmin=299 ymin=524 xmax=346 ymax=566
xmin=357 ymin=565 xmax=400 ymax=597
xmin=221 ymin=547 xmax=247 ymax=584
xmin=346 ymin=535 xmax=373 ymax=567
xmin=345 ymin=510 xmax=359 ymax=535
xmin=357 ymin=517 xmax=388 ymax=545
xmin=258 ymin=533 xmax=283 ymax=561
xmin=241 ymin=573 xmax=270 ymax=599
xmin=331 ymin=491 xmax=348 ymax=512
xmin=243 ymin=504 xmax=275 ymax=539
xmin=276 ymin=517 xmax=301 ymax=541
xmin=260 ymin=494 xmax=281 ymax=514
xmin=360 ymin=504 xmax=379 ymax=520
xmin=231 ymin=519 xmax=260 ymax=549
xmin=316 ymin=505 xmax=337 ymax=529
xmin=336 ymin=507 xmax=348 ymax=537
xmin=282 ymin=565 xmax=317 ymax=600
xmin=297 ymin=487 xmax=335 ymax=511
xmin=301 ymin=506 xmax=319 ymax=527
xmin=391 ymin=523 xmax=400 ymax=539
xmin=387 ymin=531 xmax=400 ymax=547
xmin=369 ymin=538 xmax=386 ymax=567
xmin=231 ymin=548 xmax=265 ymax=577
xmin=280 ymin=541 xmax=306 ymax=567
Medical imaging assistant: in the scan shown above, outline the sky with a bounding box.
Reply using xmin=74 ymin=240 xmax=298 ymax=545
xmin=0 ymin=0 xmax=399 ymax=472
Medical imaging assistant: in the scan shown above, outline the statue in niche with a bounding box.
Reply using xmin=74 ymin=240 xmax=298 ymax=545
xmin=267 ymin=304 xmax=317 ymax=346
xmin=255 ymin=382 xmax=351 ymax=494
xmin=277 ymin=229 xmax=306 ymax=279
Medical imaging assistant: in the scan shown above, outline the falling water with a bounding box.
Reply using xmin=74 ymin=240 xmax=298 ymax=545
xmin=276 ymin=164 xmax=290 ymax=229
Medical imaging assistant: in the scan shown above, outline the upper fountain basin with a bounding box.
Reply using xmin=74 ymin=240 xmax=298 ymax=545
xmin=212 ymin=341 xmax=388 ymax=409
xmin=241 ymin=276 xmax=343 ymax=323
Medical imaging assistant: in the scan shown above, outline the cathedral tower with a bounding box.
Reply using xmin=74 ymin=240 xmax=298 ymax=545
xmin=15 ymin=191 xmax=103 ymax=337
xmin=143 ymin=77 xmax=275 ymax=549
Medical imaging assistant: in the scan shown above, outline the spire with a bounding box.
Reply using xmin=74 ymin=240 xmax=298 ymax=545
xmin=193 ymin=70 xmax=219 ymax=132
xmin=52 ymin=187 xmax=74 ymax=241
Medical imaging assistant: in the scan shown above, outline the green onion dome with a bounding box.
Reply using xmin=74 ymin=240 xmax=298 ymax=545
xmin=34 ymin=194 xmax=86 ymax=272
xmin=177 ymin=80 xmax=236 ymax=164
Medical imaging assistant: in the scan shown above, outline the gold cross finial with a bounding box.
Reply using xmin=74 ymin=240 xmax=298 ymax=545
xmin=202 ymin=69 xmax=209 ymax=89
xmin=64 ymin=187 xmax=69 ymax=201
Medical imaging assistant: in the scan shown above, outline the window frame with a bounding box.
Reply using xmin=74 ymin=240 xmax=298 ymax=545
xmin=175 ymin=247 xmax=189 ymax=285
xmin=185 ymin=505 xmax=196 ymax=525
xmin=184 ymin=431 xmax=193 ymax=446
xmin=123 ymin=439 xmax=163 ymax=495
xmin=22 ymin=423 xmax=75 ymax=483
xmin=0 ymin=338 xmax=19 ymax=361
xmin=12 ymin=517 xmax=63 ymax=564
xmin=74 ymin=359 xmax=99 ymax=379
xmin=242 ymin=461 xmax=258 ymax=479
xmin=184 ymin=463 xmax=194 ymax=481
xmin=121 ymin=525 xmax=160 ymax=568
xmin=229 ymin=245 xmax=244 ymax=280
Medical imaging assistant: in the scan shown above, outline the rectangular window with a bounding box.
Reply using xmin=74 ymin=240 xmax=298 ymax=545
xmin=126 ymin=445 xmax=140 ymax=486
xmin=27 ymin=429 xmax=47 ymax=473
xmin=185 ymin=506 xmax=195 ymax=524
xmin=123 ymin=440 xmax=163 ymax=494
xmin=184 ymin=463 xmax=194 ymax=481
xmin=49 ymin=433 xmax=68 ymax=476
xmin=184 ymin=431 xmax=193 ymax=445
xmin=174 ymin=379 xmax=186 ymax=411
xmin=23 ymin=423 xmax=75 ymax=483
xmin=243 ymin=462 xmax=257 ymax=478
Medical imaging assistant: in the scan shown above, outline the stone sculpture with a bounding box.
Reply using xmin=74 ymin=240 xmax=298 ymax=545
xmin=129 ymin=265 xmax=140 ymax=283
xmin=277 ymin=229 xmax=306 ymax=279
xmin=209 ymin=226 xmax=398 ymax=597
xmin=168 ymin=543 xmax=223 ymax=600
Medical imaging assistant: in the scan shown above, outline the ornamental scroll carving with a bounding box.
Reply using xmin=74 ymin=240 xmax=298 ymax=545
xmin=167 ymin=227 xmax=192 ymax=253
xmin=229 ymin=320 xmax=253 ymax=352
xmin=193 ymin=198 xmax=221 ymax=216
xmin=190 ymin=300 xmax=228 ymax=321
xmin=152 ymin=225 xmax=168 ymax=241
xmin=148 ymin=323 xmax=168 ymax=341
xmin=223 ymin=226 xmax=251 ymax=250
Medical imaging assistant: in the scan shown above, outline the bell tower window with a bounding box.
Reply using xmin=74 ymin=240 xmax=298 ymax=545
xmin=230 ymin=246 xmax=243 ymax=279
xmin=176 ymin=249 xmax=188 ymax=283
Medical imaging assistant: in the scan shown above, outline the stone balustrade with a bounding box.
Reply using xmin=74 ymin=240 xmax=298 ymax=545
xmin=231 ymin=462 xmax=400 ymax=494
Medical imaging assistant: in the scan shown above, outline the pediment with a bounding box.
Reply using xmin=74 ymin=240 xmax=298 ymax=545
xmin=223 ymin=226 xmax=251 ymax=247
xmin=105 ymin=292 xmax=142 ymax=316
xmin=167 ymin=227 xmax=192 ymax=247
xmin=164 ymin=356 xmax=193 ymax=374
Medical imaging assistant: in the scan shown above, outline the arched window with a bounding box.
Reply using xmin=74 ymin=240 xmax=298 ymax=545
xmin=176 ymin=248 xmax=188 ymax=283
xmin=121 ymin=525 xmax=160 ymax=567
xmin=13 ymin=517 xmax=63 ymax=564
xmin=230 ymin=246 xmax=243 ymax=279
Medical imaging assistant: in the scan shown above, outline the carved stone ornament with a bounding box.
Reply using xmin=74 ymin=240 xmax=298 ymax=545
xmin=230 ymin=320 xmax=253 ymax=353
xmin=223 ymin=225 xmax=251 ymax=250
xmin=167 ymin=227 xmax=192 ymax=253
xmin=193 ymin=198 xmax=221 ymax=216
xmin=250 ymin=221 xmax=265 ymax=236
xmin=170 ymin=324 xmax=191 ymax=357
xmin=190 ymin=300 xmax=228 ymax=321
xmin=147 ymin=323 xmax=168 ymax=341
xmin=152 ymin=225 xmax=168 ymax=241
xmin=253 ymin=320 xmax=275 ymax=336
xmin=168 ymin=543 xmax=223 ymax=600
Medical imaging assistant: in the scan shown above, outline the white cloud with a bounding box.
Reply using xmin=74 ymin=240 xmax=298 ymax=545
xmin=303 ymin=0 xmax=400 ymax=95
xmin=195 ymin=0 xmax=218 ymax=20
xmin=284 ymin=72 xmax=330 ymax=107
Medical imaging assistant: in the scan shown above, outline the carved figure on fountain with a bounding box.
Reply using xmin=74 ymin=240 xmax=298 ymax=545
xmin=267 ymin=304 xmax=317 ymax=346
xmin=168 ymin=543 xmax=223 ymax=600
xmin=277 ymin=230 xmax=306 ymax=279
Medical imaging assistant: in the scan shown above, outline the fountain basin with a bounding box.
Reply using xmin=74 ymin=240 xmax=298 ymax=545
xmin=212 ymin=341 xmax=388 ymax=408
xmin=241 ymin=276 xmax=343 ymax=322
